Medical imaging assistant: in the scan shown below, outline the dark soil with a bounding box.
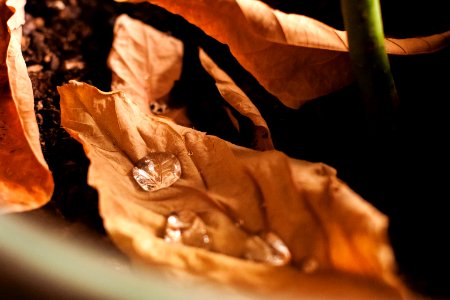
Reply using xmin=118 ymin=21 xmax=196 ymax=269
xmin=19 ymin=0 xmax=450 ymax=298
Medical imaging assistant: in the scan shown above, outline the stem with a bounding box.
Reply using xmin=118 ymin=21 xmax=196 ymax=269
xmin=341 ymin=0 xmax=398 ymax=133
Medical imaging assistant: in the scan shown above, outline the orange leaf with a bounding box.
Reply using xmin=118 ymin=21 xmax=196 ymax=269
xmin=108 ymin=14 xmax=273 ymax=150
xmin=58 ymin=80 xmax=407 ymax=298
xmin=0 ymin=0 xmax=54 ymax=213
xmin=107 ymin=14 xmax=183 ymax=115
xmin=120 ymin=0 xmax=450 ymax=109
xmin=198 ymin=49 xmax=273 ymax=150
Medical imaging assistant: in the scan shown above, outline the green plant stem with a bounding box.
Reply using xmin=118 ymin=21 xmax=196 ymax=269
xmin=341 ymin=0 xmax=398 ymax=132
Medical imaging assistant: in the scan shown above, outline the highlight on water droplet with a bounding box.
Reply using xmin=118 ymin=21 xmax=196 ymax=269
xmin=244 ymin=232 xmax=291 ymax=266
xmin=132 ymin=152 xmax=181 ymax=192
xmin=164 ymin=210 xmax=211 ymax=250
xmin=300 ymin=257 xmax=319 ymax=273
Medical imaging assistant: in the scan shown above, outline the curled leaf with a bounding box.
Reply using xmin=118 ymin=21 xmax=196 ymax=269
xmin=0 ymin=0 xmax=53 ymax=213
xmin=123 ymin=0 xmax=450 ymax=108
xmin=198 ymin=49 xmax=273 ymax=150
xmin=59 ymin=80 xmax=405 ymax=297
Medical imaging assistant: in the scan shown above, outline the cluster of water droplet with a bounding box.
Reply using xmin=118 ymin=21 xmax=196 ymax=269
xmin=131 ymin=152 xmax=317 ymax=270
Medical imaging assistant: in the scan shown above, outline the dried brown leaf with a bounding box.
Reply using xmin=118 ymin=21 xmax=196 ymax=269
xmin=0 ymin=0 xmax=53 ymax=213
xmin=107 ymin=14 xmax=183 ymax=115
xmin=121 ymin=0 xmax=450 ymax=109
xmin=59 ymin=80 xmax=406 ymax=298
xmin=108 ymin=15 xmax=273 ymax=149
xmin=198 ymin=49 xmax=273 ymax=151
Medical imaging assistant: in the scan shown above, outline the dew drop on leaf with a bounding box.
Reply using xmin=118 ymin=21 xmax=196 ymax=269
xmin=164 ymin=210 xmax=211 ymax=250
xmin=132 ymin=152 xmax=181 ymax=192
xmin=245 ymin=232 xmax=291 ymax=266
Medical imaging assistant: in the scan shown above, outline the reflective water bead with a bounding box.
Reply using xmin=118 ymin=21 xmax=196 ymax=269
xmin=245 ymin=232 xmax=291 ymax=266
xmin=164 ymin=211 xmax=211 ymax=250
xmin=132 ymin=152 xmax=181 ymax=192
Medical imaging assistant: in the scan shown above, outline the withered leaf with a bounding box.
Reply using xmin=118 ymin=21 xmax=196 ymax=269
xmin=59 ymin=80 xmax=406 ymax=298
xmin=0 ymin=0 xmax=53 ymax=213
xmin=107 ymin=14 xmax=183 ymax=116
xmin=121 ymin=0 xmax=450 ymax=109
xmin=108 ymin=15 xmax=273 ymax=150
xmin=198 ymin=49 xmax=273 ymax=151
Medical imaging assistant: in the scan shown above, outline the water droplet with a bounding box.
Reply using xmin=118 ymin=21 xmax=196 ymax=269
xmin=245 ymin=232 xmax=291 ymax=266
xmin=132 ymin=152 xmax=181 ymax=192
xmin=300 ymin=258 xmax=319 ymax=273
xmin=164 ymin=211 xmax=211 ymax=250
